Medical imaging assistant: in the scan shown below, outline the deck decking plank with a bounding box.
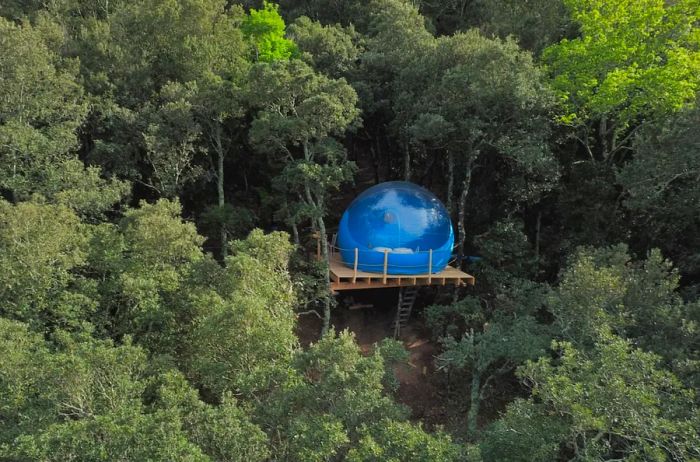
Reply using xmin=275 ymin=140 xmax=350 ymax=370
xmin=329 ymin=253 xmax=475 ymax=291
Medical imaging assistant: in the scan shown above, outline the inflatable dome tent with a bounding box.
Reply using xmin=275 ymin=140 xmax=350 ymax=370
xmin=336 ymin=181 xmax=455 ymax=275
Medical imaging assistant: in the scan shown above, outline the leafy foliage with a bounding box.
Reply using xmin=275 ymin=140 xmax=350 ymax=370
xmin=0 ymin=200 xmax=94 ymax=334
xmin=216 ymin=330 xmax=461 ymax=462
xmin=474 ymin=0 xmax=574 ymax=54
xmin=551 ymin=245 xmax=699 ymax=388
xmin=242 ymin=1 xmax=297 ymax=62
xmin=483 ymin=335 xmax=699 ymax=461
xmin=288 ymin=17 xmax=362 ymax=78
xmin=618 ymin=105 xmax=700 ymax=283
xmin=543 ymin=0 xmax=700 ymax=159
xmin=1 ymin=1 xmax=700 ymax=460
xmin=0 ymin=320 xmax=270 ymax=461
xmin=0 ymin=17 xmax=127 ymax=213
xmin=347 ymin=419 xmax=466 ymax=462
xmin=185 ymin=230 xmax=298 ymax=398
xmin=434 ymin=279 xmax=551 ymax=437
xmin=140 ymin=82 xmax=204 ymax=197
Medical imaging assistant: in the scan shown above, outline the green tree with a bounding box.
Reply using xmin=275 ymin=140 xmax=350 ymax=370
xmin=0 ymin=16 xmax=127 ymax=214
xmin=479 ymin=397 xmax=569 ymax=462
xmin=542 ymin=1 xmax=700 ymax=255
xmin=242 ymin=1 xmax=297 ymax=62
xmin=0 ymin=17 xmax=84 ymax=197
xmin=480 ymin=243 xmax=700 ymax=460
xmin=0 ymin=200 xmax=96 ymax=334
xmin=72 ymin=0 xmax=239 ymax=105
xmin=277 ymin=0 xmax=367 ymax=28
xmin=53 ymin=0 xmax=235 ymax=191
xmin=186 ymin=5 xmax=252 ymax=257
xmin=543 ymin=0 xmax=700 ymax=162
xmin=0 ymin=318 xmax=56 ymax=447
xmin=0 ymin=0 xmax=44 ymax=19
xmin=149 ymin=372 xmax=270 ymax=462
xmin=288 ymin=16 xmax=362 ymax=79
xmin=140 ymin=82 xmax=204 ymax=198
xmin=339 ymin=0 xmax=433 ymax=186
xmin=252 ymin=331 xmax=469 ymax=460
xmin=255 ymin=331 xmax=411 ymax=460
xmin=550 ymin=245 xmax=699 ymax=388
xmin=184 ymin=230 xmax=298 ymax=398
xmin=482 ymin=334 xmax=699 ymax=461
xmin=435 ymin=281 xmax=551 ymax=437
xmin=66 ymin=0 xmax=252 ymax=252
xmin=0 ymin=319 xmax=269 ymax=461
xmin=618 ymin=105 xmax=700 ymax=286
xmin=248 ymin=59 xmax=360 ymax=335
xmin=91 ymin=199 xmax=205 ymax=351
xmin=474 ymin=0 xmax=573 ymax=54
xmin=347 ymin=419 xmax=467 ymax=462
xmin=394 ymin=30 xmax=557 ymax=260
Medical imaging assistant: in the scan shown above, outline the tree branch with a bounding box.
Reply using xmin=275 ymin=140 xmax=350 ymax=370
xmin=297 ymin=309 xmax=322 ymax=319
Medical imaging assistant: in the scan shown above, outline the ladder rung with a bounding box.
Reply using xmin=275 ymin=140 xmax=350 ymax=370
xmin=394 ymin=287 xmax=420 ymax=338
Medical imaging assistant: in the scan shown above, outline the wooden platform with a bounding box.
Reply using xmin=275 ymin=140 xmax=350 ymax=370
xmin=329 ymin=253 xmax=475 ymax=292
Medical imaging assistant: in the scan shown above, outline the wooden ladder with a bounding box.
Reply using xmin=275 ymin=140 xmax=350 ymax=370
xmin=393 ymin=286 xmax=419 ymax=338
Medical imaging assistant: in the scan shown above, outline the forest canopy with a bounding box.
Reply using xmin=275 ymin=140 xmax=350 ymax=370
xmin=0 ymin=0 xmax=699 ymax=460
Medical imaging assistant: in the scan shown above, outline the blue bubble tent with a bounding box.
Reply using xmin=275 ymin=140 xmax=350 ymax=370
xmin=336 ymin=181 xmax=455 ymax=275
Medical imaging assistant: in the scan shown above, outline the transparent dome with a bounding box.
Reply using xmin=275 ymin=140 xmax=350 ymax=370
xmin=336 ymin=181 xmax=454 ymax=275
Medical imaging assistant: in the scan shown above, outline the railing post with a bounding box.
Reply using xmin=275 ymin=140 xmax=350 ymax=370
xmin=428 ymin=249 xmax=433 ymax=284
xmin=353 ymin=248 xmax=358 ymax=283
xmin=383 ymin=249 xmax=389 ymax=284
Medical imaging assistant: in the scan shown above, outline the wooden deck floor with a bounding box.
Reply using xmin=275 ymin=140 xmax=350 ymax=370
xmin=329 ymin=253 xmax=475 ymax=291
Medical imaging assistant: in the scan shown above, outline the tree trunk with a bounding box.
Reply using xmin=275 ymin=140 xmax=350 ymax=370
xmin=403 ymin=142 xmax=411 ymax=181
xmin=599 ymin=116 xmax=608 ymax=161
xmin=467 ymin=371 xmax=481 ymax=438
xmin=370 ymin=140 xmax=381 ymax=184
xmin=302 ymin=141 xmax=333 ymax=336
xmin=535 ymin=210 xmax=542 ymax=268
xmin=291 ymin=222 xmax=300 ymax=247
xmin=457 ymin=160 xmax=473 ymax=268
xmin=446 ymin=150 xmax=454 ymax=215
xmin=386 ymin=137 xmax=393 ymax=180
xmin=214 ymin=126 xmax=228 ymax=259
xmin=318 ymin=216 xmax=332 ymax=336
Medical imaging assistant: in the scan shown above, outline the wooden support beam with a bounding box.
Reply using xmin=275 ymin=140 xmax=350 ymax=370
xmin=383 ymin=249 xmax=389 ymax=284
xmin=428 ymin=249 xmax=433 ymax=284
xmin=352 ymin=248 xmax=358 ymax=284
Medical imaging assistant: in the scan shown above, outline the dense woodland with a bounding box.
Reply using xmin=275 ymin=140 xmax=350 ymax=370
xmin=1 ymin=0 xmax=699 ymax=460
